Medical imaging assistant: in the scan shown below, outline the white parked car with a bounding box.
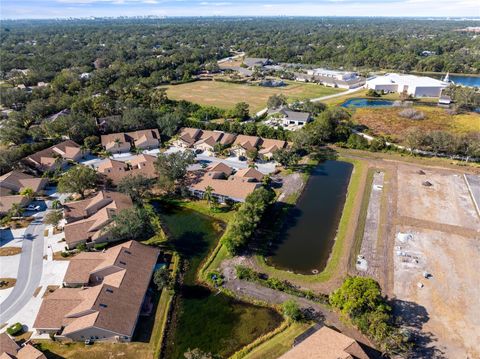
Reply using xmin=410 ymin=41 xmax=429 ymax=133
xmin=26 ymin=204 xmax=41 ymax=211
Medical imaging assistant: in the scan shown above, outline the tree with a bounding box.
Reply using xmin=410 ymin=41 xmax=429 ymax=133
xmin=203 ymin=185 xmax=214 ymax=205
xmin=246 ymin=148 xmax=258 ymax=162
xmin=153 ymin=267 xmax=172 ymax=291
xmin=272 ymin=148 xmax=299 ymax=168
xmin=19 ymin=187 xmax=35 ymax=199
xmin=44 ymin=210 xmax=63 ymax=230
xmin=154 ymin=151 xmax=195 ymax=192
xmin=57 ymin=165 xmax=98 ymax=199
xmin=117 ymin=174 xmax=152 ymax=203
xmin=110 ymin=207 xmax=154 ymax=241
xmin=157 ymin=112 xmax=184 ymax=137
xmin=9 ymin=203 xmax=24 ymax=217
xmin=229 ymin=102 xmax=250 ymax=121
xmin=267 ymin=94 xmax=287 ymax=109
xmin=404 ymin=128 xmax=425 ymax=154
xmin=51 ymin=199 xmax=62 ymax=209
xmin=282 ymin=300 xmax=302 ymax=321
xmin=84 ymin=135 xmax=100 ymax=150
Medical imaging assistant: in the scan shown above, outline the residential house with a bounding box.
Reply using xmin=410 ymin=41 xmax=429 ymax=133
xmin=193 ymin=131 xmax=224 ymax=155
xmin=366 ymin=73 xmax=448 ymax=98
xmin=189 ymin=163 xmax=261 ymax=202
xmin=0 ymin=333 xmax=46 ymax=359
xmin=0 ymin=171 xmax=48 ymax=214
xmin=233 ymin=167 xmax=264 ymax=182
xmin=259 ymin=138 xmax=287 ymax=159
xmin=231 ymin=135 xmax=262 ymax=157
xmin=63 ymin=191 xmax=133 ymax=249
xmin=243 ymin=57 xmax=271 ymax=69
xmin=279 ymin=326 xmax=372 ymax=359
xmin=97 ymin=154 xmax=157 ymax=185
xmin=172 ymin=127 xmax=202 ymax=148
xmin=24 ymin=140 xmax=85 ymax=172
xmin=279 ymin=109 xmax=312 ymax=128
xmin=100 ymin=129 xmax=160 ymax=154
xmin=33 ymin=241 xmax=159 ymax=343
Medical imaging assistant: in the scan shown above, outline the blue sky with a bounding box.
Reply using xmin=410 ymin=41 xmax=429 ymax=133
xmin=1 ymin=0 xmax=479 ymax=19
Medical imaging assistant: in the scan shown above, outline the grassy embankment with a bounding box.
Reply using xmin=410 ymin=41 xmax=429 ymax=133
xmin=162 ymin=80 xmax=345 ymax=113
xmin=253 ymin=157 xmax=367 ymax=284
xmin=157 ymin=200 xmax=282 ymax=359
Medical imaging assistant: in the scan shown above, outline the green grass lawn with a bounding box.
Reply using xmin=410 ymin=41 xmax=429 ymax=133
xmin=163 ymin=80 xmax=345 ymax=112
xmin=36 ymin=341 xmax=152 ymax=359
xmin=156 ymin=200 xmax=283 ymax=359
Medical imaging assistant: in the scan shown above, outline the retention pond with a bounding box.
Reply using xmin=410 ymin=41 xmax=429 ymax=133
xmin=267 ymin=160 xmax=353 ymax=275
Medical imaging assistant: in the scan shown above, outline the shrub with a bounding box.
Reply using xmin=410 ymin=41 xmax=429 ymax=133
xmin=60 ymin=251 xmax=70 ymax=258
xmin=207 ymin=270 xmax=224 ymax=287
xmin=399 ymin=108 xmax=425 ymax=120
xmin=76 ymin=243 xmax=87 ymax=252
xmin=93 ymin=243 xmax=108 ymax=251
xmin=282 ymin=300 xmax=303 ymax=321
xmin=236 ymin=265 xmax=258 ymax=281
xmin=7 ymin=322 xmax=23 ymax=336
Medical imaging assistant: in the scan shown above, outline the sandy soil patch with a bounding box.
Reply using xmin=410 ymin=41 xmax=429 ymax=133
xmin=393 ymin=227 xmax=480 ymax=358
xmin=0 ymin=247 xmax=22 ymax=256
xmin=397 ymin=165 xmax=480 ymax=230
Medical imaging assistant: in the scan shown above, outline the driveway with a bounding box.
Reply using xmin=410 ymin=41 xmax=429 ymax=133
xmin=0 ymin=210 xmax=45 ymax=323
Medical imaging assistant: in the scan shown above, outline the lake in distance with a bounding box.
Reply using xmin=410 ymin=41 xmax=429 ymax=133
xmin=267 ymin=160 xmax=353 ymax=275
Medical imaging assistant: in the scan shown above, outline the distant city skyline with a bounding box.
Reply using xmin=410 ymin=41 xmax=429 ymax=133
xmin=2 ymin=0 xmax=479 ymax=20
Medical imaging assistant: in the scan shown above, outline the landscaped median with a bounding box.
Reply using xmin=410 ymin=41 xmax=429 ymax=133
xmin=253 ymin=157 xmax=368 ymax=284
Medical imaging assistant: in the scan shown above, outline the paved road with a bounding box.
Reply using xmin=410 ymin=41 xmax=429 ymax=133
xmin=0 ymin=212 xmax=45 ymax=323
xmin=255 ymin=86 xmax=364 ymax=117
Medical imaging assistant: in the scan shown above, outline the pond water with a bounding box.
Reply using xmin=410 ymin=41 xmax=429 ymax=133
xmin=428 ymin=74 xmax=480 ymax=88
xmin=153 ymin=201 xmax=282 ymax=358
xmin=341 ymin=98 xmax=395 ymax=108
xmin=267 ymin=160 xmax=353 ymax=275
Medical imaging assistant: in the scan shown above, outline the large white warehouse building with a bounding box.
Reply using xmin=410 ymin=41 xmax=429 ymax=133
xmin=366 ymin=73 xmax=448 ymax=98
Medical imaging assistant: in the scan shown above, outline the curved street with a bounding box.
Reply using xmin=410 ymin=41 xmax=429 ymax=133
xmin=0 ymin=212 xmax=45 ymax=323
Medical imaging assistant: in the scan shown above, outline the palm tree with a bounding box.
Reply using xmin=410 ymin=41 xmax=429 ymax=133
xmin=19 ymin=187 xmax=35 ymax=199
xmin=10 ymin=203 xmax=24 ymax=217
xmin=53 ymin=152 xmax=64 ymax=169
xmin=51 ymin=199 xmax=62 ymax=209
xmin=203 ymin=186 xmax=214 ymax=207
xmin=80 ymin=144 xmax=88 ymax=159
xmin=248 ymin=162 xmax=258 ymax=169
xmin=114 ymin=138 xmax=122 ymax=152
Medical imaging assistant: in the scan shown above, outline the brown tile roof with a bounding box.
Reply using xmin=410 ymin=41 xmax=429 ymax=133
xmin=25 ymin=140 xmax=81 ymax=170
xmin=97 ymin=155 xmax=157 ymax=185
xmin=279 ymin=326 xmax=370 ymax=359
xmin=190 ymin=174 xmax=260 ymax=201
xmin=35 ymin=241 xmax=159 ymax=339
xmin=0 ymin=333 xmax=19 ymax=357
xmin=63 ymin=252 xmax=106 ymax=285
xmin=208 ymin=162 xmax=234 ymax=177
xmin=234 ymin=167 xmax=264 ymax=182
xmin=219 ymin=132 xmax=237 ymax=146
xmin=177 ymin=127 xmax=202 ymax=146
xmin=16 ymin=344 xmax=47 ymax=359
xmin=259 ymin=138 xmax=287 ymax=155
xmin=100 ymin=133 xmax=130 ymax=152
xmin=232 ymin=135 xmax=261 ymax=151
xmin=0 ymin=171 xmax=48 ymax=193
xmin=63 ymin=191 xmax=133 ymax=247
xmin=101 ymin=129 xmax=160 ymax=151
xmin=0 ymin=195 xmax=30 ymax=214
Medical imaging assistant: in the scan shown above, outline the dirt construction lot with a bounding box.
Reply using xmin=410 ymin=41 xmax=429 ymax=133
xmin=394 ymin=165 xmax=480 ymax=358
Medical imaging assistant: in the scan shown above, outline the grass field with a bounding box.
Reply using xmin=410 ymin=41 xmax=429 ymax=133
xmin=36 ymin=341 xmax=152 ymax=359
xmin=162 ymin=80 xmax=345 ymax=112
xmin=352 ymin=106 xmax=480 ymax=141
xmin=157 ymin=201 xmax=283 ymax=359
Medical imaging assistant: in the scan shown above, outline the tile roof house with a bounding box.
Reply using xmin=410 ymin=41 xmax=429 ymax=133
xmin=0 ymin=333 xmax=46 ymax=359
xmin=33 ymin=241 xmax=159 ymax=343
xmin=24 ymin=140 xmax=85 ymax=172
xmin=234 ymin=167 xmax=264 ymax=182
xmin=189 ymin=162 xmax=261 ymax=202
xmin=193 ymin=130 xmax=225 ymax=155
xmin=0 ymin=171 xmax=48 ymax=214
xmin=259 ymin=138 xmax=287 ymax=159
xmin=279 ymin=326 xmax=371 ymax=359
xmin=101 ymin=129 xmax=160 ymax=154
xmin=231 ymin=135 xmax=262 ymax=157
xmin=63 ymin=191 xmax=133 ymax=249
xmin=172 ymin=127 xmax=203 ymax=148
xmin=97 ymin=154 xmax=157 ymax=185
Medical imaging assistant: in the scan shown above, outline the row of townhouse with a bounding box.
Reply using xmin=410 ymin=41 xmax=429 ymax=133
xmin=96 ymin=154 xmax=157 ymax=185
xmin=189 ymin=162 xmax=265 ymax=203
xmin=173 ymin=128 xmax=288 ymax=159
xmin=33 ymin=240 xmax=159 ymax=343
xmin=100 ymin=129 xmax=160 ymax=154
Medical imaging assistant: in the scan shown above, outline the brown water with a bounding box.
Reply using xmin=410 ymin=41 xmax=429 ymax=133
xmin=267 ymin=160 xmax=353 ymax=275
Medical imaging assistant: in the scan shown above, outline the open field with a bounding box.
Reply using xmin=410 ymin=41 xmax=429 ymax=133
xmin=352 ymin=106 xmax=480 ymax=142
xmin=393 ymin=164 xmax=480 ymax=358
xmin=162 ymin=80 xmax=344 ymax=112
xmin=36 ymin=341 xmax=152 ymax=359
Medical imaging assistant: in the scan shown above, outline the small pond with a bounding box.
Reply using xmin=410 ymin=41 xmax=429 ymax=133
xmin=267 ymin=160 xmax=353 ymax=275
xmin=428 ymin=74 xmax=480 ymax=88
xmin=341 ymin=98 xmax=395 ymax=108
